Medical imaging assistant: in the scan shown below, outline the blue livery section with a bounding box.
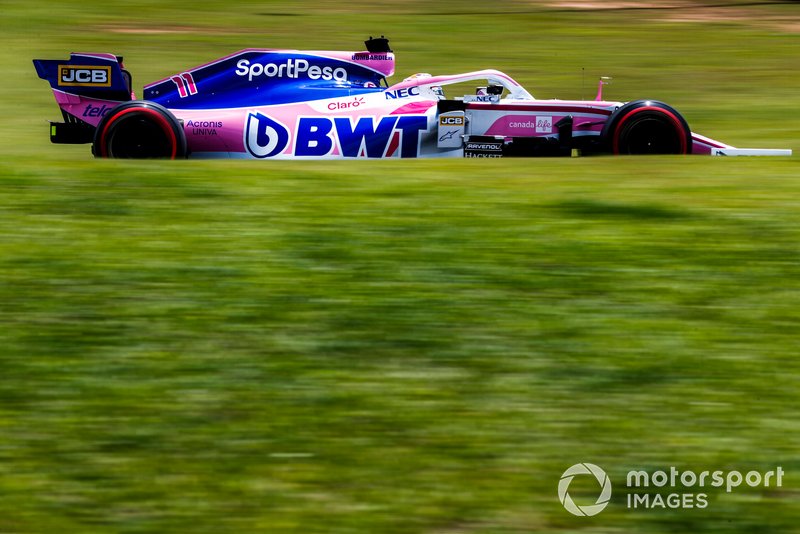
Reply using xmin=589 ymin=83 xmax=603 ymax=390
xmin=145 ymin=51 xmax=388 ymax=109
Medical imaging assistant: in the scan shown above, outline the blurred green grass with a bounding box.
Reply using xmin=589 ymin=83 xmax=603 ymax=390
xmin=2 ymin=1 xmax=800 ymax=533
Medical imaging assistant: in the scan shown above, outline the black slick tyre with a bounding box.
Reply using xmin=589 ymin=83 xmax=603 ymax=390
xmin=603 ymin=100 xmax=692 ymax=155
xmin=93 ymin=101 xmax=186 ymax=159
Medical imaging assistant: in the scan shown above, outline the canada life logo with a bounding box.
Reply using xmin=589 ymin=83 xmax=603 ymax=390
xmin=558 ymin=463 xmax=612 ymax=517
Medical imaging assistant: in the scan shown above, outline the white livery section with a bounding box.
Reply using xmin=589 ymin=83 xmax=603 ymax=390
xmin=711 ymin=148 xmax=793 ymax=156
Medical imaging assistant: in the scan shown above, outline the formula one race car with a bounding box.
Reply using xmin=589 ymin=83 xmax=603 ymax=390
xmin=34 ymin=37 xmax=791 ymax=159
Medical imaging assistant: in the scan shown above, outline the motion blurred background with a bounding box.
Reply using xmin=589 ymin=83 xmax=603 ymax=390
xmin=1 ymin=1 xmax=798 ymax=532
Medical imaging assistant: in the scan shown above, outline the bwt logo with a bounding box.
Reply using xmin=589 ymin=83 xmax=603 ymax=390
xmin=244 ymin=112 xmax=290 ymax=158
xmin=58 ymin=65 xmax=111 ymax=87
xmin=558 ymin=463 xmax=612 ymax=517
xmin=244 ymin=112 xmax=428 ymax=159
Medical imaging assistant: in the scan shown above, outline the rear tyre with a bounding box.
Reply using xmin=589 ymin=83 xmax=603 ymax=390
xmin=93 ymin=101 xmax=186 ymax=159
xmin=603 ymin=100 xmax=692 ymax=155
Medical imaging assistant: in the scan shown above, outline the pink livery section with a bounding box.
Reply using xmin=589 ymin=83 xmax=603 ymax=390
xmin=33 ymin=37 xmax=792 ymax=158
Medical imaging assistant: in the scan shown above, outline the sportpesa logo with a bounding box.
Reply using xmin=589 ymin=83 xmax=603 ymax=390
xmin=558 ymin=463 xmax=612 ymax=517
xmin=235 ymin=58 xmax=348 ymax=82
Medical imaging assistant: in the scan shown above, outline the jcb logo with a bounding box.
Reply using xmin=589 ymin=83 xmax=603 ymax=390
xmin=58 ymin=66 xmax=111 ymax=87
xmin=439 ymin=116 xmax=464 ymax=126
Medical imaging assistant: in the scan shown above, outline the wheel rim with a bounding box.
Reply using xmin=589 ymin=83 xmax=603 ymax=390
xmin=620 ymin=116 xmax=682 ymax=154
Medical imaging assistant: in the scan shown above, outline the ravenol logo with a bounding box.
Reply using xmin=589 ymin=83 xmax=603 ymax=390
xmin=558 ymin=463 xmax=612 ymax=517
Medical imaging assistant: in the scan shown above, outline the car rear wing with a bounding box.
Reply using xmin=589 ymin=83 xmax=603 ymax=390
xmin=33 ymin=53 xmax=133 ymax=143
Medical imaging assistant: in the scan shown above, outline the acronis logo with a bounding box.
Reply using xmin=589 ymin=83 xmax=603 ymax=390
xmin=244 ymin=112 xmax=290 ymax=158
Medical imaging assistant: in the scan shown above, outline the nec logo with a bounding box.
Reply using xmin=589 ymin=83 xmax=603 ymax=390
xmin=385 ymin=87 xmax=420 ymax=100
xmin=58 ymin=66 xmax=112 ymax=87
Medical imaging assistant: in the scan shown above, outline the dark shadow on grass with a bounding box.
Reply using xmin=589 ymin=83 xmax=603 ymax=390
xmin=550 ymin=199 xmax=693 ymax=220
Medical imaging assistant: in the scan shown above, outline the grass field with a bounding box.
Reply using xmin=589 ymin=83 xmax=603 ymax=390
xmin=1 ymin=1 xmax=799 ymax=533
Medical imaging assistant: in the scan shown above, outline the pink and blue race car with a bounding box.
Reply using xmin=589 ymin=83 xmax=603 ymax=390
xmin=34 ymin=37 xmax=791 ymax=159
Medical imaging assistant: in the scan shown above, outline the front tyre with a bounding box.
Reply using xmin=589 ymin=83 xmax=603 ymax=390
xmin=93 ymin=101 xmax=187 ymax=159
xmin=603 ymin=100 xmax=692 ymax=155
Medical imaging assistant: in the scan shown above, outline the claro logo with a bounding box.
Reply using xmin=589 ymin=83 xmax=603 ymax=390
xmin=58 ymin=65 xmax=111 ymax=87
xmin=235 ymin=59 xmax=348 ymax=82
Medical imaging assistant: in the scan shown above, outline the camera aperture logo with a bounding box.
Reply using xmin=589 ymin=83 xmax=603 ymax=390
xmin=558 ymin=463 xmax=612 ymax=516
